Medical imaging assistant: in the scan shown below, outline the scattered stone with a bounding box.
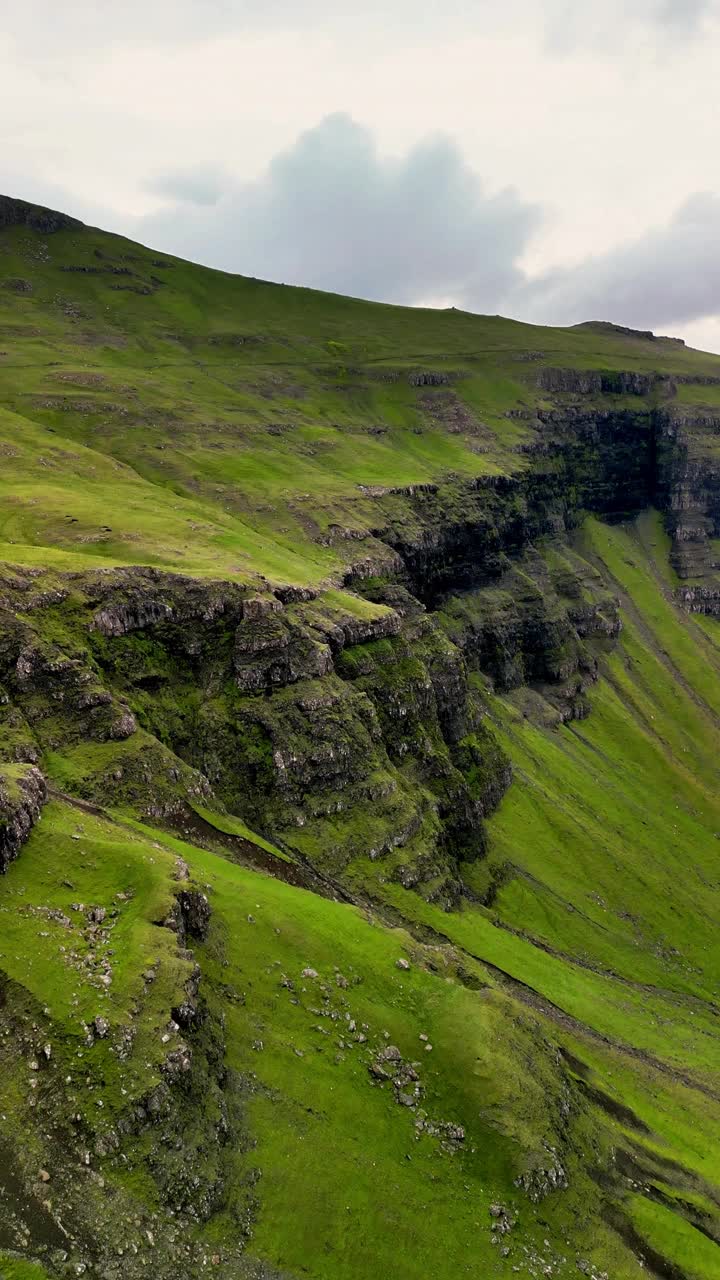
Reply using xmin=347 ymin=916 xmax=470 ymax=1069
xmin=369 ymin=1062 xmax=392 ymax=1081
xmin=46 ymin=908 xmax=72 ymax=927
xmin=515 ymin=1151 xmax=568 ymax=1202
xmin=396 ymin=958 xmax=410 ymax=971
xmin=162 ymin=1046 xmax=192 ymax=1078
xmin=302 ymin=967 xmax=319 ymax=979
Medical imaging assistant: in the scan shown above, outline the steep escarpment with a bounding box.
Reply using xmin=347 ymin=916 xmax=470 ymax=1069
xmin=656 ymin=406 xmax=720 ymax=595
xmin=0 ymin=451 xmax=628 ymax=906
xmin=356 ymin=387 xmax=709 ymax=611
xmin=4 ymin=200 xmax=720 ymax=1280
xmin=0 ymin=382 xmax=705 ymax=904
xmin=528 ymin=371 xmax=720 ymax=611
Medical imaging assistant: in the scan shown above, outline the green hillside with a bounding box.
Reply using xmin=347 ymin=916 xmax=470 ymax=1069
xmin=2 ymin=193 xmax=720 ymax=1279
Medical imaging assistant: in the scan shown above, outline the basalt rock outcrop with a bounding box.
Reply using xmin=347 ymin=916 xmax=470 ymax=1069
xmin=536 ymin=367 xmax=664 ymax=397
xmin=2 ymin=372 xmax=719 ymax=894
xmin=360 ymin=404 xmax=655 ymax=607
xmin=0 ymin=763 xmax=47 ymax=872
xmin=531 ymin=371 xmax=720 ymax=601
xmin=364 ymin=384 xmax=720 ymax=618
xmin=0 ymin=193 xmax=83 ymax=234
xmin=656 ymin=408 xmax=720 ymax=593
xmin=168 ymin=888 xmax=212 ymax=944
xmin=0 ymin=494 xmax=623 ymax=903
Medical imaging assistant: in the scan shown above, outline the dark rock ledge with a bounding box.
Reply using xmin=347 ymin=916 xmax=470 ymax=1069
xmin=0 ymin=764 xmax=47 ymax=872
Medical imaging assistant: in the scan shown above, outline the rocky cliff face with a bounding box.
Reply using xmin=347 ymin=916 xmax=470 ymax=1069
xmin=0 ymin=560 xmax=586 ymax=900
xmin=0 ymin=399 xmax=634 ymax=900
xmin=3 ymin=370 xmax=719 ymax=894
xmin=360 ymin=394 xmax=663 ymax=608
xmin=0 ymin=764 xmax=47 ymax=872
xmin=655 ymin=408 xmax=720 ymax=597
xmin=530 ymin=374 xmax=720 ymax=610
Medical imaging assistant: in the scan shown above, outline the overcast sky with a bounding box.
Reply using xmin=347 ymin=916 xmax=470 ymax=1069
xmin=3 ymin=1 xmax=720 ymax=350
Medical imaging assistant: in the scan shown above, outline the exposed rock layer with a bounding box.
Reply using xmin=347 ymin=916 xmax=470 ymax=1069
xmin=0 ymin=764 xmax=47 ymax=872
xmin=0 ymin=381 xmax=718 ymax=889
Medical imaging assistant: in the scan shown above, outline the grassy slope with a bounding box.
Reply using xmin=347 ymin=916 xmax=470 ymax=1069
xmin=3 ymin=208 xmax=720 ymax=1276
xmin=2 ymin=517 xmax=720 ymax=1278
xmin=2 ymin=215 xmax=720 ymax=590
xmin=357 ymin=513 xmax=720 ymax=1274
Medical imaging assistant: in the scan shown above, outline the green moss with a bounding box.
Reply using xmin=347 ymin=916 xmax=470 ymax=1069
xmin=0 ymin=1258 xmax=52 ymax=1279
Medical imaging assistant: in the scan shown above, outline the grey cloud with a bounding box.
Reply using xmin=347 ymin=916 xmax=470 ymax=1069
xmin=515 ymin=193 xmax=720 ymax=330
xmin=6 ymin=114 xmax=720 ymax=344
xmin=4 ymin=0 xmax=713 ymax=56
xmin=543 ymin=0 xmax=711 ymax=51
xmin=141 ymin=122 xmax=720 ymax=339
xmin=658 ymin=0 xmax=709 ymax=25
xmin=144 ymin=167 xmax=229 ymax=207
xmin=140 ymin=114 xmax=541 ymax=310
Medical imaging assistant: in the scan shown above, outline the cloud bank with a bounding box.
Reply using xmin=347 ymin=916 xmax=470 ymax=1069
xmin=141 ymin=114 xmax=540 ymax=310
xmin=5 ymin=0 xmax=713 ymax=56
xmin=519 ymin=194 xmax=720 ymax=330
xmin=3 ymin=0 xmax=720 ymax=347
xmin=140 ymin=114 xmax=720 ymax=340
